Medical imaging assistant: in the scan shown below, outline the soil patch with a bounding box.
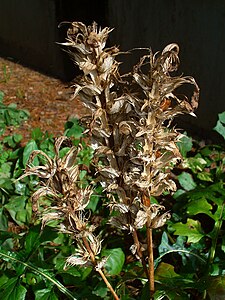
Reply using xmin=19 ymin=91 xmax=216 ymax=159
xmin=0 ymin=57 xmax=88 ymax=144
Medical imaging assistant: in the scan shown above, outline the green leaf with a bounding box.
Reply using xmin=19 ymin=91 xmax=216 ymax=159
xmin=4 ymin=196 xmax=30 ymax=226
xmin=0 ymin=208 xmax=8 ymax=230
xmin=23 ymin=139 xmax=39 ymax=167
xmin=186 ymin=197 xmax=213 ymax=219
xmin=31 ymin=127 xmax=43 ymax=140
xmin=0 ymin=91 xmax=4 ymax=102
xmin=86 ymin=194 xmax=100 ymax=212
xmin=183 ymin=156 xmax=207 ymax=173
xmin=64 ymin=118 xmax=84 ymax=139
xmin=178 ymin=172 xmax=197 ymax=191
xmin=34 ymin=288 xmax=58 ymax=300
xmin=214 ymin=111 xmax=225 ymax=140
xmin=0 ymin=277 xmax=27 ymax=300
xmin=155 ymin=262 xmax=181 ymax=280
xmin=197 ymin=171 xmax=213 ymax=182
xmin=92 ymin=281 xmax=108 ymax=298
xmin=177 ymin=134 xmax=192 ymax=157
xmin=101 ymin=248 xmax=125 ymax=275
xmin=172 ymin=218 xmax=205 ymax=243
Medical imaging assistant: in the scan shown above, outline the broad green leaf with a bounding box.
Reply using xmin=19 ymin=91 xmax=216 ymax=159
xmin=0 ymin=207 xmax=7 ymax=230
xmin=4 ymin=196 xmax=29 ymax=226
xmin=214 ymin=111 xmax=225 ymax=140
xmin=92 ymin=281 xmax=108 ymax=298
xmin=176 ymin=134 xmax=192 ymax=157
xmin=155 ymin=262 xmax=181 ymax=280
xmin=0 ymin=277 xmax=27 ymax=300
xmin=101 ymin=248 xmax=125 ymax=275
xmin=64 ymin=118 xmax=84 ymax=138
xmin=25 ymin=226 xmax=41 ymax=254
xmin=0 ymin=273 xmax=8 ymax=288
xmin=172 ymin=218 xmax=205 ymax=243
xmin=23 ymin=139 xmax=39 ymax=167
xmin=222 ymin=236 xmax=225 ymax=253
xmin=34 ymin=288 xmax=58 ymax=300
xmin=31 ymin=127 xmax=43 ymax=140
xmin=186 ymin=197 xmax=213 ymax=219
xmin=178 ymin=172 xmax=197 ymax=191
xmin=0 ymin=91 xmax=4 ymax=102
xmin=86 ymin=194 xmax=100 ymax=212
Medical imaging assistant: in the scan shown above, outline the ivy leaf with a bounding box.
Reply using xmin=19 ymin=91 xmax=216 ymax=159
xmin=171 ymin=219 xmax=205 ymax=243
xmin=0 ymin=277 xmax=27 ymax=300
xmin=101 ymin=248 xmax=125 ymax=275
xmin=178 ymin=172 xmax=197 ymax=191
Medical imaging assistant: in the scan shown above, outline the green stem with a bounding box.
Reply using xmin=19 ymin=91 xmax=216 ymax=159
xmin=208 ymin=202 xmax=224 ymax=266
xmin=0 ymin=250 xmax=77 ymax=300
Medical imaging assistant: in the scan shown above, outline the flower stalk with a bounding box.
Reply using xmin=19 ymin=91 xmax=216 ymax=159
xmin=60 ymin=21 xmax=199 ymax=297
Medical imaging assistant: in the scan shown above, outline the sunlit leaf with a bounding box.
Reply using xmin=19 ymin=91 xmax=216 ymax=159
xmin=214 ymin=111 xmax=225 ymax=140
xmin=23 ymin=139 xmax=39 ymax=167
xmin=177 ymin=134 xmax=193 ymax=157
xmin=172 ymin=218 xmax=205 ymax=243
xmin=101 ymin=248 xmax=125 ymax=275
xmin=178 ymin=172 xmax=197 ymax=191
xmin=34 ymin=288 xmax=58 ymax=300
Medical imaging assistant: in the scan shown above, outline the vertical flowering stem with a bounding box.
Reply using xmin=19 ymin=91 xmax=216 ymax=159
xmin=132 ymin=229 xmax=149 ymax=279
xmin=82 ymin=237 xmax=120 ymax=300
xmin=147 ymin=225 xmax=154 ymax=297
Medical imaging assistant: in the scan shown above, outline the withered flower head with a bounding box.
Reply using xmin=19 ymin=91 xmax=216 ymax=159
xmin=62 ymin=21 xmax=199 ymax=235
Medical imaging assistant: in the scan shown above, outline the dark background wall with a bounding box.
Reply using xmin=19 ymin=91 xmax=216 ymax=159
xmin=0 ymin=0 xmax=225 ymax=139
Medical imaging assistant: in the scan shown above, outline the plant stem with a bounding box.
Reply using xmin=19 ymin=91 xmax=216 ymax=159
xmin=132 ymin=229 xmax=149 ymax=279
xmin=147 ymin=225 xmax=155 ymax=298
xmin=82 ymin=237 xmax=120 ymax=300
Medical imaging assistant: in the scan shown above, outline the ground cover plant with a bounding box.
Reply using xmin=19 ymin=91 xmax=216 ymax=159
xmin=0 ymin=21 xmax=225 ymax=300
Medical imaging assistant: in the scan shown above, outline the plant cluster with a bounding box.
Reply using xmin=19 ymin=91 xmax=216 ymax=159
xmin=0 ymin=91 xmax=29 ymax=136
xmin=0 ymin=21 xmax=225 ymax=300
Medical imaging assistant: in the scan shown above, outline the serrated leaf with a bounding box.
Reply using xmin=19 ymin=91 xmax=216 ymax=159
xmin=101 ymin=248 xmax=125 ymax=275
xmin=172 ymin=218 xmax=205 ymax=243
xmin=0 ymin=277 xmax=27 ymax=300
xmin=178 ymin=172 xmax=197 ymax=191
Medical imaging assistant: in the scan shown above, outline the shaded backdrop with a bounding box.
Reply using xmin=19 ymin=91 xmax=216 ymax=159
xmin=0 ymin=0 xmax=225 ymax=139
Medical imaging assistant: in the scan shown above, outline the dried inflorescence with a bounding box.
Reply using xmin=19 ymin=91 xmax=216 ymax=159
xmin=18 ymin=136 xmax=103 ymax=268
xmin=61 ymin=21 xmax=199 ymax=242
